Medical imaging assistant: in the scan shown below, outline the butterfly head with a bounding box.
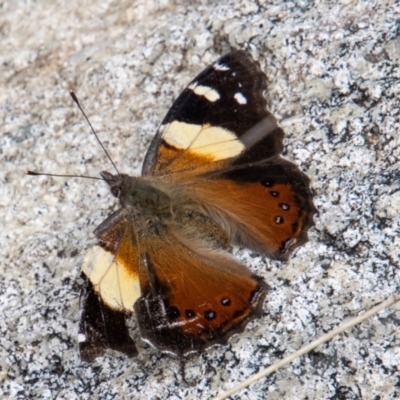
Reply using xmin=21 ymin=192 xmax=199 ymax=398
xmin=100 ymin=171 xmax=127 ymax=198
xmin=101 ymin=171 xmax=172 ymax=218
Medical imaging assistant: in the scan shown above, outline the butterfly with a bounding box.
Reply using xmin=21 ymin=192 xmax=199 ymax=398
xmin=78 ymin=50 xmax=316 ymax=362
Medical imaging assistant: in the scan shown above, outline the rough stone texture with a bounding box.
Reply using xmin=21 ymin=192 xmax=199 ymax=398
xmin=1 ymin=1 xmax=400 ymax=399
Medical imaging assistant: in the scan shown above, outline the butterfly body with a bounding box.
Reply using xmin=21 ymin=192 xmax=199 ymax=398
xmin=101 ymin=172 xmax=173 ymax=219
xmin=78 ymin=51 xmax=316 ymax=362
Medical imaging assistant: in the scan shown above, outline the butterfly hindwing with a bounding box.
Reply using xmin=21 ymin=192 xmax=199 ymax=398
xmin=134 ymin=224 xmax=267 ymax=355
xmin=177 ymin=158 xmax=316 ymax=260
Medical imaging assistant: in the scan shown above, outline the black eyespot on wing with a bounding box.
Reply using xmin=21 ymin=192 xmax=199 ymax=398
xmin=168 ymin=306 xmax=181 ymax=319
xmin=221 ymin=297 xmax=231 ymax=306
xmin=204 ymin=310 xmax=217 ymax=320
xmin=280 ymin=203 xmax=290 ymax=211
xmin=261 ymin=180 xmax=275 ymax=187
xmin=185 ymin=309 xmax=196 ymax=319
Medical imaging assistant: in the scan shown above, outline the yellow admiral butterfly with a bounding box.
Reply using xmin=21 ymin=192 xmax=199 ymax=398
xmin=74 ymin=50 xmax=316 ymax=362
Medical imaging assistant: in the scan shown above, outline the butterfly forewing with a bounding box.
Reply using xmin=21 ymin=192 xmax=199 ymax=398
xmin=142 ymin=50 xmax=282 ymax=176
xmin=79 ymin=209 xmax=141 ymax=360
xmin=78 ymin=276 xmax=138 ymax=362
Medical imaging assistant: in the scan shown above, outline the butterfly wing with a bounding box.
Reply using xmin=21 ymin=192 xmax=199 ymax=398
xmin=135 ymin=225 xmax=267 ymax=355
xmin=142 ymin=50 xmax=284 ymax=176
xmin=81 ymin=208 xmax=267 ymax=356
xmin=179 ymin=158 xmax=315 ymax=260
xmin=142 ymin=50 xmax=315 ymax=259
xmin=78 ymin=275 xmax=138 ymax=362
xmin=79 ymin=209 xmax=141 ymax=361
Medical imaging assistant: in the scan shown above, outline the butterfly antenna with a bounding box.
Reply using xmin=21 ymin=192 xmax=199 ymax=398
xmin=26 ymin=170 xmax=103 ymax=180
xmin=69 ymin=90 xmax=120 ymax=176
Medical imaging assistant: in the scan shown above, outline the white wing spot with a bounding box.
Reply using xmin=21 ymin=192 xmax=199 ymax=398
xmin=234 ymin=92 xmax=247 ymax=105
xmin=78 ymin=334 xmax=87 ymax=343
xmin=188 ymin=83 xmax=220 ymax=102
xmin=214 ymin=62 xmax=230 ymax=71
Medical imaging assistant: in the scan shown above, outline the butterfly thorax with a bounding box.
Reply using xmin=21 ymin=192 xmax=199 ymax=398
xmin=101 ymin=171 xmax=172 ymax=219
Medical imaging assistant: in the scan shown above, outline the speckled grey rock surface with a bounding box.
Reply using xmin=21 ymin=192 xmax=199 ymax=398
xmin=1 ymin=1 xmax=400 ymax=399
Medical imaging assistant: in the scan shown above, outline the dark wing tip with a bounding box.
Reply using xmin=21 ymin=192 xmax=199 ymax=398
xmin=78 ymin=275 xmax=138 ymax=362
